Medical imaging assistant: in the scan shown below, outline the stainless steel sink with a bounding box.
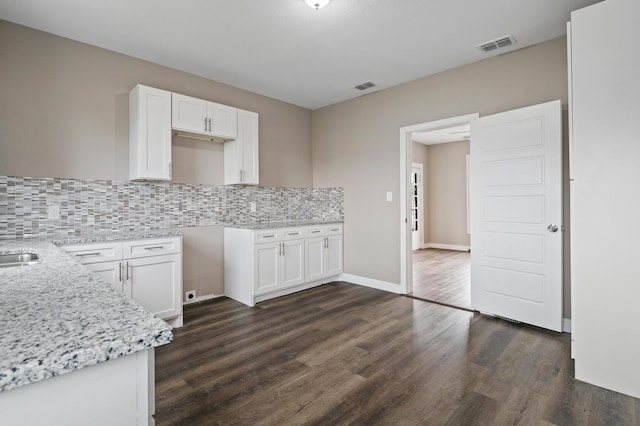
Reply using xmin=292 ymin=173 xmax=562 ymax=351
xmin=0 ymin=252 xmax=40 ymax=268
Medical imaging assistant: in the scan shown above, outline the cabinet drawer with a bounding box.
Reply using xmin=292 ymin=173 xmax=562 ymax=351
xmin=254 ymin=230 xmax=282 ymax=243
xmin=62 ymin=242 xmax=122 ymax=264
xmin=282 ymin=228 xmax=304 ymax=240
xmin=325 ymin=224 xmax=343 ymax=235
xmin=306 ymin=227 xmax=325 ymax=237
xmin=122 ymin=237 xmax=181 ymax=259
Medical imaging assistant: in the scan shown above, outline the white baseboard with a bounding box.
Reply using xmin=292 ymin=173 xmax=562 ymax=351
xmin=423 ymin=243 xmax=470 ymax=251
xmin=338 ymin=273 xmax=402 ymax=294
xmin=563 ymin=318 xmax=572 ymax=333
xmin=183 ymin=293 xmax=225 ymax=305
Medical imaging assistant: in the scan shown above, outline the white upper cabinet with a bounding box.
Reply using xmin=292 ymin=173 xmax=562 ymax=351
xmin=171 ymin=93 xmax=237 ymax=140
xmin=129 ymin=84 xmax=172 ymax=181
xmin=129 ymin=84 xmax=257 ymax=183
xmin=224 ymin=109 xmax=259 ymax=185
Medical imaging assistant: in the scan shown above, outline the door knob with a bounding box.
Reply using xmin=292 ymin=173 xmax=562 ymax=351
xmin=547 ymin=224 xmax=559 ymax=233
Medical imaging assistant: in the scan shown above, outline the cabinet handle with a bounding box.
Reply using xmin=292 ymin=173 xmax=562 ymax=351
xmin=262 ymin=235 xmax=275 ymax=238
xmin=143 ymin=246 xmax=165 ymax=251
xmin=208 ymin=117 xmax=212 ymax=132
xmin=325 ymin=237 xmax=329 ymax=249
xmin=78 ymin=252 xmax=102 ymax=257
xmin=240 ymin=169 xmax=243 ymax=182
xmin=204 ymin=117 xmax=208 ymax=132
xmin=288 ymin=232 xmax=299 ymax=236
xmin=282 ymin=242 xmax=285 ymax=256
xmin=331 ymin=229 xmax=340 ymax=232
xmin=311 ymin=230 xmax=321 ymax=234
xmin=119 ymin=261 xmax=122 ymax=282
xmin=168 ymin=162 xmax=172 ymax=178
xmin=126 ymin=261 xmax=130 ymax=281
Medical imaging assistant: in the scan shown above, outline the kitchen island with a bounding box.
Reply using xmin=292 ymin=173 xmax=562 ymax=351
xmin=0 ymin=239 xmax=173 ymax=425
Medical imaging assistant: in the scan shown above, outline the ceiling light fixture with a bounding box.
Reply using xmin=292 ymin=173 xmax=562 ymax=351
xmin=305 ymin=0 xmax=330 ymax=10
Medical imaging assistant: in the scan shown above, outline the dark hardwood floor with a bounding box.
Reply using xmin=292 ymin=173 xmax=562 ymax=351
xmin=155 ymin=282 xmax=640 ymax=425
xmin=412 ymin=248 xmax=471 ymax=310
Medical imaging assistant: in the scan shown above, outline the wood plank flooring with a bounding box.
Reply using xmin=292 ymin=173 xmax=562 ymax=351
xmin=155 ymin=282 xmax=640 ymax=425
xmin=412 ymin=248 xmax=471 ymax=310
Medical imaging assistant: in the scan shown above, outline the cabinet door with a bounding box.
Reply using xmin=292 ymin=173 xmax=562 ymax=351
xmin=209 ymin=102 xmax=238 ymax=139
xmin=254 ymin=242 xmax=280 ymax=295
xmin=325 ymin=235 xmax=343 ymax=277
xmin=239 ymin=109 xmax=259 ymax=184
xmin=305 ymin=236 xmax=326 ymax=282
xmin=129 ymin=85 xmax=172 ymax=181
xmin=282 ymin=239 xmax=305 ymax=288
xmin=86 ymin=261 xmax=124 ymax=293
xmin=172 ymin=93 xmax=208 ymax=134
xmin=224 ymin=109 xmax=259 ymax=185
xmin=127 ymin=254 xmax=182 ymax=320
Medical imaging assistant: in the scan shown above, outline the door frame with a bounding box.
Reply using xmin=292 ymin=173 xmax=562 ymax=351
xmin=411 ymin=162 xmax=424 ymax=251
xmin=399 ymin=113 xmax=479 ymax=294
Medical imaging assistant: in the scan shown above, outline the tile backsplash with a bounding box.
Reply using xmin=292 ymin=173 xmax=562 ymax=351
xmin=0 ymin=176 xmax=343 ymax=240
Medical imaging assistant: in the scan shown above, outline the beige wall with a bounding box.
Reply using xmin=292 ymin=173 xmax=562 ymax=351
xmin=312 ymin=37 xmax=571 ymax=317
xmin=411 ymin=142 xmax=429 ymax=245
xmin=0 ymin=20 xmax=313 ymax=298
xmin=426 ymin=140 xmax=470 ymax=247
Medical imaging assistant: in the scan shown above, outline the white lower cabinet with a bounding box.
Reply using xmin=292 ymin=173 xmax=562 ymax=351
xmin=62 ymin=237 xmax=183 ymax=327
xmin=225 ymin=224 xmax=342 ymax=307
xmin=305 ymin=226 xmax=344 ymax=282
xmin=127 ymin=254 xmax=182 ymax=321
xmin=253 ymin=238 xmax=305 ymax=295
xmin=85 ymin=261 xmax=124 ymax=292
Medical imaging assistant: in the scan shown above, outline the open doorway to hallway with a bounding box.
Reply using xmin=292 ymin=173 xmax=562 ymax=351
xmin=402 ymin=116 xmax=475 ymax=311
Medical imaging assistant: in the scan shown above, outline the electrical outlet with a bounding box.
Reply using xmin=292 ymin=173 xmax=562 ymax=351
xmin=250 ymin=202 xmax=257 ymax=212
xmin=47 ymin=205 xmax=60 ymax=220
xmin=185 ymin=290 xmax=196 ymax=301
xmin=386 ymin=191 xmax=393 ymax=202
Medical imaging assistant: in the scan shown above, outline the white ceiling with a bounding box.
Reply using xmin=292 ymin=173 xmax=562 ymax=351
xmin=413 ymin=124 xmax=470 ymax=145
xmin=0 ymin=0 xmax=601 ymax=110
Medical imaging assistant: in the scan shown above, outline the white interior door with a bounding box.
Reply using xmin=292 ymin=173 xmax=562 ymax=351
xmin=470 ymin=100 xmax=562 ymax=332
xmin=411 ymin=164 xmax=424 ymax=250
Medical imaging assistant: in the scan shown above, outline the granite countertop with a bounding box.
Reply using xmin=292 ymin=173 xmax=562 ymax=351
xmin=224 ymin=220 xmax=343 ymax=230
xmin=51 ymin=229 xmax=182 ymax=246
xmin=0 ymin=239 xmax=173 ymax=393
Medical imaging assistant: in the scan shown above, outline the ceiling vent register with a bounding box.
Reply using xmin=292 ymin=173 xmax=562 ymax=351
xmin=478 ymin=35 xmax=517 ymax=53
xmin=355 ymin=81 xmax=376 ymax=91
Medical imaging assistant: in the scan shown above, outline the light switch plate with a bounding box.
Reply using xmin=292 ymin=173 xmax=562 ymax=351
xmin=386 ymin=192 xmax=393 ymax=202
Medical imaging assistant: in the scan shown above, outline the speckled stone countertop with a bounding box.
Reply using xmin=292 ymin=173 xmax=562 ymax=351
xmin=224 ymin=220 xmax=343 ymax=230
xmin=0 ymin=239 xmax=173 ymax=393
xmin=50 ymin=229 xmax=182 ymax=246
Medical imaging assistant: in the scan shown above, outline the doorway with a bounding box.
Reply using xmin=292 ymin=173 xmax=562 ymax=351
xmin=399 ymin=114 xmax=477 ymax=297
xmin=404 ymin=118 xmax=474 ymax=309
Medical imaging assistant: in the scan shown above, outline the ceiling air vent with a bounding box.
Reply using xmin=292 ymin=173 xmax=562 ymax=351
xmin=355 ymin=81 xmax=376 ymax=91
xmin=478 ymin=35 xmax=517 ymax=53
